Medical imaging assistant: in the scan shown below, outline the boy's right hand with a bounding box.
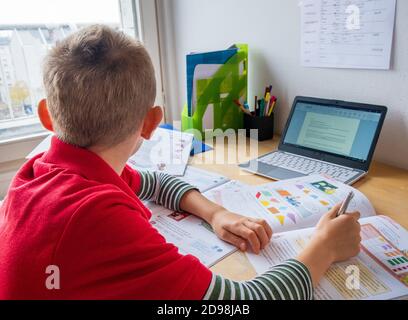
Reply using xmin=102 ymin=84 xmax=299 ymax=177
xmin=312 ymin=204 xmax=362 ymax=264
xmin=296 ymin=204 xmax=362 ymax=287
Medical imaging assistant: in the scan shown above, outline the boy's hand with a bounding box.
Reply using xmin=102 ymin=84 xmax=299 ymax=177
xmin=312 ymin=204 xmax=362 ymax=263
xmin=210 ymin=209 xmax=273 ymax=254
xmin=296 ymin=204 xmax=362 ymax=287
xmin=179 ymin=189 xmax=272 ymax=254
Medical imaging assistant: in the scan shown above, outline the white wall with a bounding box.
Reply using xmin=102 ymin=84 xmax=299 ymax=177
xmin=158 ymin=0 xmax=408 ymax=170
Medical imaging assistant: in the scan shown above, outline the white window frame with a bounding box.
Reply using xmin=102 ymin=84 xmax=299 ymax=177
xmin=137 ymin=0 xmax=165 ymax=109
xmin=0 ymin=0 xmax=165 ymax=164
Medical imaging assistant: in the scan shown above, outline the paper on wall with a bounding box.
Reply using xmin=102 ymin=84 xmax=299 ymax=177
xmin=300 ymin=0 xmax=396 ymax=70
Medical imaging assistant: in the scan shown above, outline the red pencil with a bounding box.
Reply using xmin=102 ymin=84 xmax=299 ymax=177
xmin=233 ymin=99 xmax=242 ymax=107
xmin=269 ymin=96 xmax=277 ymax=109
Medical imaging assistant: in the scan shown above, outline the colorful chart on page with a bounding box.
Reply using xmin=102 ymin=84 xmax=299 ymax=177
xmin=306 ymin=178 xmax=370 ymax=214
xmin=295 ymin=180 xmax=343 ymax=211
xmin=310 ymin=180 xmax=338 ymax=195
xmin=361 ymin=224 xmax=408 ymax=286
xmin=255 ymin=190 xmax=310 ymax=227
xmin=275 ymin=186 xmax=330 ymax=219
xmin=253 ymin=176 xmax=367 ymax=229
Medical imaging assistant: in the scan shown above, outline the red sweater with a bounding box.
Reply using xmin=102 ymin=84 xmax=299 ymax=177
xmin=0 ymin=137 xmax=211 ymax=299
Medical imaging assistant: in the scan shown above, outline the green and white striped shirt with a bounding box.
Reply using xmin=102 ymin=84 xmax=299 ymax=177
xmin=136 ymin=171 xmax=314 ymax=300
xmin=137 ymin=170 xmax=197 ymax=212
xmin=204 ymin=259 xmax=313 ymax=300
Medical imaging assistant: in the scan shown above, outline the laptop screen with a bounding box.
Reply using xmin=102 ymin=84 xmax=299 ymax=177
xmin=283 ymin=101 xmax=383 ymax=163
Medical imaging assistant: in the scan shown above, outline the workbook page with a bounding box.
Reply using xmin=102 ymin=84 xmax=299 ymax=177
xmin=205 ymin=175 xmax=375 ymax=234
xmin=127 ymin=128 xmax=194 ymax=176
xmin=146 ymin=201 xmax=236 ymax=268
xmin=180 ymin=166 xmax=230 ymax=193
xmin=247 ymin=216 xmax=408 ymax=300
xmin=145 ymin=180 xmax=248 ymax=267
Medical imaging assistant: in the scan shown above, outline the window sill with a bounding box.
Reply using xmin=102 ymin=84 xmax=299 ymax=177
xmin=0 ymin=132 xmax=50 ymax=197
xmin=0 ymin=131 xmax=49 ymax=146
xmin=0 ymin=131 xmax=49 ymax=163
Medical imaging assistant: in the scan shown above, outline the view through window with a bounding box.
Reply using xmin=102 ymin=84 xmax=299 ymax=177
xmin=0 ymin=0 xmax=132 ymax=141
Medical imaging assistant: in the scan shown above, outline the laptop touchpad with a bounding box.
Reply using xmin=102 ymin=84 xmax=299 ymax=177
xmin=267 ymin=166 xmax=306 ymax=180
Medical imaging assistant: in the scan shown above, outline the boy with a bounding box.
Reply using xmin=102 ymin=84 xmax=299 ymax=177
xmin=0 ymin=25 xmax=361 ymax=300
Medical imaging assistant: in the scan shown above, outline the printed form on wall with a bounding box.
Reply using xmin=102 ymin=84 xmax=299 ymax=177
xmin=300 ymin=0 xmax=396 ymax=70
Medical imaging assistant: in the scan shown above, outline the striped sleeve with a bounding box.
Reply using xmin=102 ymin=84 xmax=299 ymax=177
xmin=203 ymin=259 xmax=313 ymax=300
xmin=136 ymin=171 xmax=197 ymax=212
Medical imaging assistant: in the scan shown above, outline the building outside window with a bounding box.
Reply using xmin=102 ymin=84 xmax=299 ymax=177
xmin=0 ymin=0 xmax=163 ymax=197
xmin=0 ymin=0 xmax=142 ymax=142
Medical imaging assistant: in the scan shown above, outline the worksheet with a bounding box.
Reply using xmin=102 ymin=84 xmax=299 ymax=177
xmin=247 ymin=216 xmax=408 ymax=300
xmin=146 ymin=200 xmax=236 ymax=268
xmin=145 ymin=180 xmax=246 ymax=267
xmin=126 ymin=128 xmax=194 ymax=176
xmin=203 ymin=180 xmax=256 ymax=216
xmin=180 ymin=166 xmax=230 ymax=192
xmin=207 ymin=174 xmax=376 ymax=234
xmin=300 ymin=0 xmax=396 ymax=69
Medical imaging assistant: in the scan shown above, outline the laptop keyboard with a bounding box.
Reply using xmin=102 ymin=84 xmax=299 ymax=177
xmin=258 ymin=152 xmax=359 ymax=183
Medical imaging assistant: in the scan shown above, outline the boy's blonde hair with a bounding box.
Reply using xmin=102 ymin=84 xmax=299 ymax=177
xmin=43 ymin=25 xmax=156 ymax=147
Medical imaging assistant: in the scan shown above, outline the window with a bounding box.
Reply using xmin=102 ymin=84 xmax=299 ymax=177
xmin=0 ymin=0 xmax=164 ymax=197
xmin=0 ymin=0 xmax=142 ymax=143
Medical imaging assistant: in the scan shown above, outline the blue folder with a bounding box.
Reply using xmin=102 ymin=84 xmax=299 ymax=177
xmin=186 ymin=46 xmax=238 ymax=117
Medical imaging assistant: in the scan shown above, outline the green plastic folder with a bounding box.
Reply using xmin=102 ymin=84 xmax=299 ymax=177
xmin=182 ymin=44 xmax=248 ymax=140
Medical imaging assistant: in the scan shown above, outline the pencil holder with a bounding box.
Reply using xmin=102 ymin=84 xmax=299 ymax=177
xmin=244 ymin=113 xmax=274 ymax=141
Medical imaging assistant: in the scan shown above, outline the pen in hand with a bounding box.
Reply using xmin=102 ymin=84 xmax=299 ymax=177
xmin=336 ymin=191 xmax=355 ymax=217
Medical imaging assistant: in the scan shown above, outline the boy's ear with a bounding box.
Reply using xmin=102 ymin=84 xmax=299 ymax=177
xmin=38 ymin=99 xmax=54 ymax=132
xmin=141 ymin=106 xmax=163 ymax=140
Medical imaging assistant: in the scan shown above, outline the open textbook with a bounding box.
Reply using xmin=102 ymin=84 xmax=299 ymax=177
xmin=247 ymin=216 xmax=408 ymax=300
xmin=147 ymin=171 xmax=408 ymax=299
xmin=204 ymin=174 xmax=408 ymax=299
xmin=146 ymin=172 xmax=374 ymax=267
xmin=26 ymin=128 xmax=194 ymax=176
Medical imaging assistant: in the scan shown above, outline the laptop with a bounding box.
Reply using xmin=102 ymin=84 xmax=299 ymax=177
xmin=239 ymin=96 xmax=387 ymax=185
